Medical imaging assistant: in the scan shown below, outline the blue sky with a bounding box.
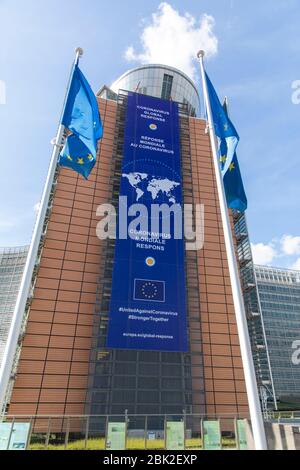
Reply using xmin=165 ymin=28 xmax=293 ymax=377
xmin=0 ymin=0 xmax=299 ymax=268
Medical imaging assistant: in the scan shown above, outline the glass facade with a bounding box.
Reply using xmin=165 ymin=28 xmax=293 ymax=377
xmin=161 ymin=73 xmax=173 ymax=100
xmin=255 ymin=265 xmax=300 ymax=405
xmin=233 ymin=211 xmax=276 ymax=412
xmin=0 ymin=246 xmax=28 ymax=366
xmin=109 ymin=64 xmax=200 ymax=116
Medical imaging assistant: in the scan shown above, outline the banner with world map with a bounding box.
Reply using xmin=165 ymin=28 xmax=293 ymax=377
xmin=106 ymin=91 xmax=188 ymax=352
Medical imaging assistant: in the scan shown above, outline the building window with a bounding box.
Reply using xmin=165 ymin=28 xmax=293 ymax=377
xmin=161 ymin=74 xmax=173 ymax=100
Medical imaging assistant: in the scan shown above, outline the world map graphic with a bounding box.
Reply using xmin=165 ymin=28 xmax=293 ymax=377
xmin=122 ymin=172 xmax=180 ymax=203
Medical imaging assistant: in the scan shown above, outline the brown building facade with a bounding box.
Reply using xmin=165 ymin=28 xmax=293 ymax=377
xmin=8 ymin=66 xmax=248 ymax=420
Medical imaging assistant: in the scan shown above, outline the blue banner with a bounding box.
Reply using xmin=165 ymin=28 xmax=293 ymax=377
xmin=107 ymin=92 xmax=188 ymax=352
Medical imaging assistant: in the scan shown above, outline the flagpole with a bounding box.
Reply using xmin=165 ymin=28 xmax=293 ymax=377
xmin=0 ymin=47 xmax=84 ymax=415
xmin=197 ymin=50 xmax=267 ymax=450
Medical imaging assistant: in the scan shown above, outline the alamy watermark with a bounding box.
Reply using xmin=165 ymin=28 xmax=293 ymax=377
xmin=291 ymin=80 xmax=300 ymax=105
xmin=0 ymin=80 xmax=6 ymax=105
xmin=292 ymin=340 xmax=300 ymax=366
xmin=95 ymin=197 xmax=205 ymax=251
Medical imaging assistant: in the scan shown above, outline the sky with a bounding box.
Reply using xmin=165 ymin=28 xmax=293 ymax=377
xmin=0 ymin=0 xmax=299 ymax=269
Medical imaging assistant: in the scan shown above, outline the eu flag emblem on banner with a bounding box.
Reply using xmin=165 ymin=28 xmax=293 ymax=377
xmin=59 ymin=64 xmax=103 ymax=179
xmin=134 ymin=279 xmax=165 ymax=302
xmin=205 ymin=72 xmax=239 ymax=177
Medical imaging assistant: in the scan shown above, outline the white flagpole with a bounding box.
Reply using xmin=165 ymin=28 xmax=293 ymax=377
xmin=197 ymin=50 xmax=267 ymax=450
xmin=0 ymin=47 xmax=84 ymax=415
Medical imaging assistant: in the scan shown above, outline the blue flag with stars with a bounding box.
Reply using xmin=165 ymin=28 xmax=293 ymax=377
xmin=220 ymin=138 xmax=248 ymax=212
xmin=205 ymin=72 xmax=247 ymax=212
xmin=59 ymin=64 xmax=103 ymax=179
xmin=222 ymin=101 xmax=247 ymax=212
xmin=60 ymin=134 xmax=97 ymax=180
xmin=205 ymin=72 xmax=239 ymax=176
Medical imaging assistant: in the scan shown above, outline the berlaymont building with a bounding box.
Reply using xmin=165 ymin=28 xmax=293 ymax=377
xmin=1 ymin=63 xmax=278 ymax=448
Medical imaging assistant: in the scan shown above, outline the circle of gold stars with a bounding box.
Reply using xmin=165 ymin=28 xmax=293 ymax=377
xmin=66 ymin=153 xmax=94 ymax=164
xmin=141 ymin=282 xmax=158 ymax=299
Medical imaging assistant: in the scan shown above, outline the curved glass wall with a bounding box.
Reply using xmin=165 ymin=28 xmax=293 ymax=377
xmin=110 ymin=64 xmax=200 ymax=116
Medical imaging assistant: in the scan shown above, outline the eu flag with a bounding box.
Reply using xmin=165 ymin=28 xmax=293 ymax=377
xmin=205 ymin=72 xmax=247 ymax=212
xmin=205 ymin=72 xmax=239 ymax=176
xmin=59 ymin=64 xmax=103 ymax=178
xmin=222 ymin=101 xmax=247 ymax=212
xmin=223 ymin=151 xmax=248 ymax=212
xmin=134 ymin=279 xmax=165 ymax=303
xmin=59 ymin=134 xmax=97 ymax=180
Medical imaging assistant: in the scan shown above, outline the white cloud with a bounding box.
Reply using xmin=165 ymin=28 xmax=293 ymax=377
xmin=291 ymin=258 xmax=300 ymax=271
xmin=291 ymin=258 xmax=300 ymax=270
xmin=281 ymin=234 xmax=300 ymax=256
xmin=33 ymin=202 xmax=40 ymax=213
xmin=124 ymin=2 xmax=218 ymax=80
xmin=251 ymin=242 xmax=277 ymax=266
xmin=251 ymin=235 xmax=300 ymax=270
xmin=0 ymin=80 xmax=6 ymax=105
